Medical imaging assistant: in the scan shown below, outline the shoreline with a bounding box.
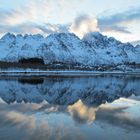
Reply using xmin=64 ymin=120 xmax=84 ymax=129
xmin=0 ymin=70 xmax=140 ymax=76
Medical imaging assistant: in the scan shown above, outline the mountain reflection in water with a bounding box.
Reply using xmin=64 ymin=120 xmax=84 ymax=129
xmin=0 ymin=75 xmax=140 ymax=140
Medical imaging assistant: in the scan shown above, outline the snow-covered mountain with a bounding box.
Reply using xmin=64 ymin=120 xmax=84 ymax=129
xmin=0 ymin=32 xmax=139 ymax=68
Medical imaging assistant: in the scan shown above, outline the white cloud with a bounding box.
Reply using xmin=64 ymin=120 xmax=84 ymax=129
xmin=68 ymin=100 xmax=98 ymax=124
xmin=70 ymin=15 xmax=99 ymax=38
xmin=0 ymin=1 xmax=140 ymax=42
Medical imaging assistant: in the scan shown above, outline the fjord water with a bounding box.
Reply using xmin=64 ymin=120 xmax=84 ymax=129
xmin=0 ymin=75 xmax=140 ymax=140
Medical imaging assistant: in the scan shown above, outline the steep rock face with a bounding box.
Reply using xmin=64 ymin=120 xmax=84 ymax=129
xmin=40 ymin=33 xmax=96 ymax=65
xmin=83 ymin=32 xmax=135 ymax=65
xmin=0 ymin=32 xmax=139 ymax=66
xmin=133 ymin=45 xmax=140 ymax=63
xmin=0 ymin=33 xmax=45 ymax=62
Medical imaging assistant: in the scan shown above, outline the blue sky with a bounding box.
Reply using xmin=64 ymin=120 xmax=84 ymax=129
xmin=0 ymin=0 xmax=140 ymax=42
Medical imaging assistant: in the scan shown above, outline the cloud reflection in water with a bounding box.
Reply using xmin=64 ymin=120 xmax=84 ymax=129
xmin=0 ymin=75 xmax=140 ymax=140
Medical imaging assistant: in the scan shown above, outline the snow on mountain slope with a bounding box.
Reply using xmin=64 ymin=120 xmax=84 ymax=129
xmin=0 ymin=32 xmax=139 ymax=66
xmin=0 ymin=33 xmax=45 ymax=62
xmin=82 ymin=32 xmax=136 ymax=65
xmin=40 ymin=33 xmax=96 ymax=65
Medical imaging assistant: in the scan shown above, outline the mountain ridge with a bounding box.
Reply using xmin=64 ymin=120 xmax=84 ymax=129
xmin=0 ymin=32 xmax=139 ymax=71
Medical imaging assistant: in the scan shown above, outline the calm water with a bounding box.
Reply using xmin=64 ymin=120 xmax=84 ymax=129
xmin=0 ymin=75 xmax=140 ymax=140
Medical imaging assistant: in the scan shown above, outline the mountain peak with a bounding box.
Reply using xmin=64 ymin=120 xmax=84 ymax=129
xmin=23 ymin=34 xmax=44 ymax=40
xmin=82 ymin=32 xmax=108 ymax=47
xmin=1 ymin=33 xmax=16 ymax=41
xmin=131 ymin=40 xmax=140 ymax=46
xmin=46 ymin=32 xmax=80 ymax=40
xmin=83 ymin=32 xmax=104 ymax=40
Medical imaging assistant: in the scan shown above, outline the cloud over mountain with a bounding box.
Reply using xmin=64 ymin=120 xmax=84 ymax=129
xmin=69 ymin=15 xmax=99 ymax=38
xmin=0 ymin=1 xmax=140 ymax=41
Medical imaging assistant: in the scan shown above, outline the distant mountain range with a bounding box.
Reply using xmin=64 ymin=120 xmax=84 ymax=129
xmin=0 ymin=32 xmax=139 ymax=71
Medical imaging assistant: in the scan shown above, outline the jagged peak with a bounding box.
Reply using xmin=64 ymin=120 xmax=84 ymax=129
xmin=82 ymin=32 xmax=110 ymax=48
xmin=46 ymin=32 xmax=80 ymax=40
xmin=83 ymin=32 xmax=105 ymax=39
xmin=87 ymin=31 xmax=103 ymax=37
xmin=32 ymin=34 xmax=44 ymax=38
xmin=135 ymin=44 xmax=140 ymax=48
xmin=120 ymin=42 xmax=135 ymax=50
xmin=1 ymin=32 xmax=16 ymax=40
xmin=1 ymin=33 xmax=44 ymax=41
xmin=135 ymin=44 xmax=140 ymax=52
xmin=130 ymin=40 xmax=140 ymax=46
xmin=82 ymin=32 xmax=107 ymax=43
xmin=82 ymin=32 xmax=122 ymax=43
xmin=0 ymin=32 xmax=136 ymax=50
xmin=82 ymin=32 xmax=125 ymax=49
xmin=16 ymin=34 xmax=23 ymax=38
xmin=108 ymin=36 xmax=121 ymax=44
xmin=23 ymin=34 xmax=44 ymax=40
